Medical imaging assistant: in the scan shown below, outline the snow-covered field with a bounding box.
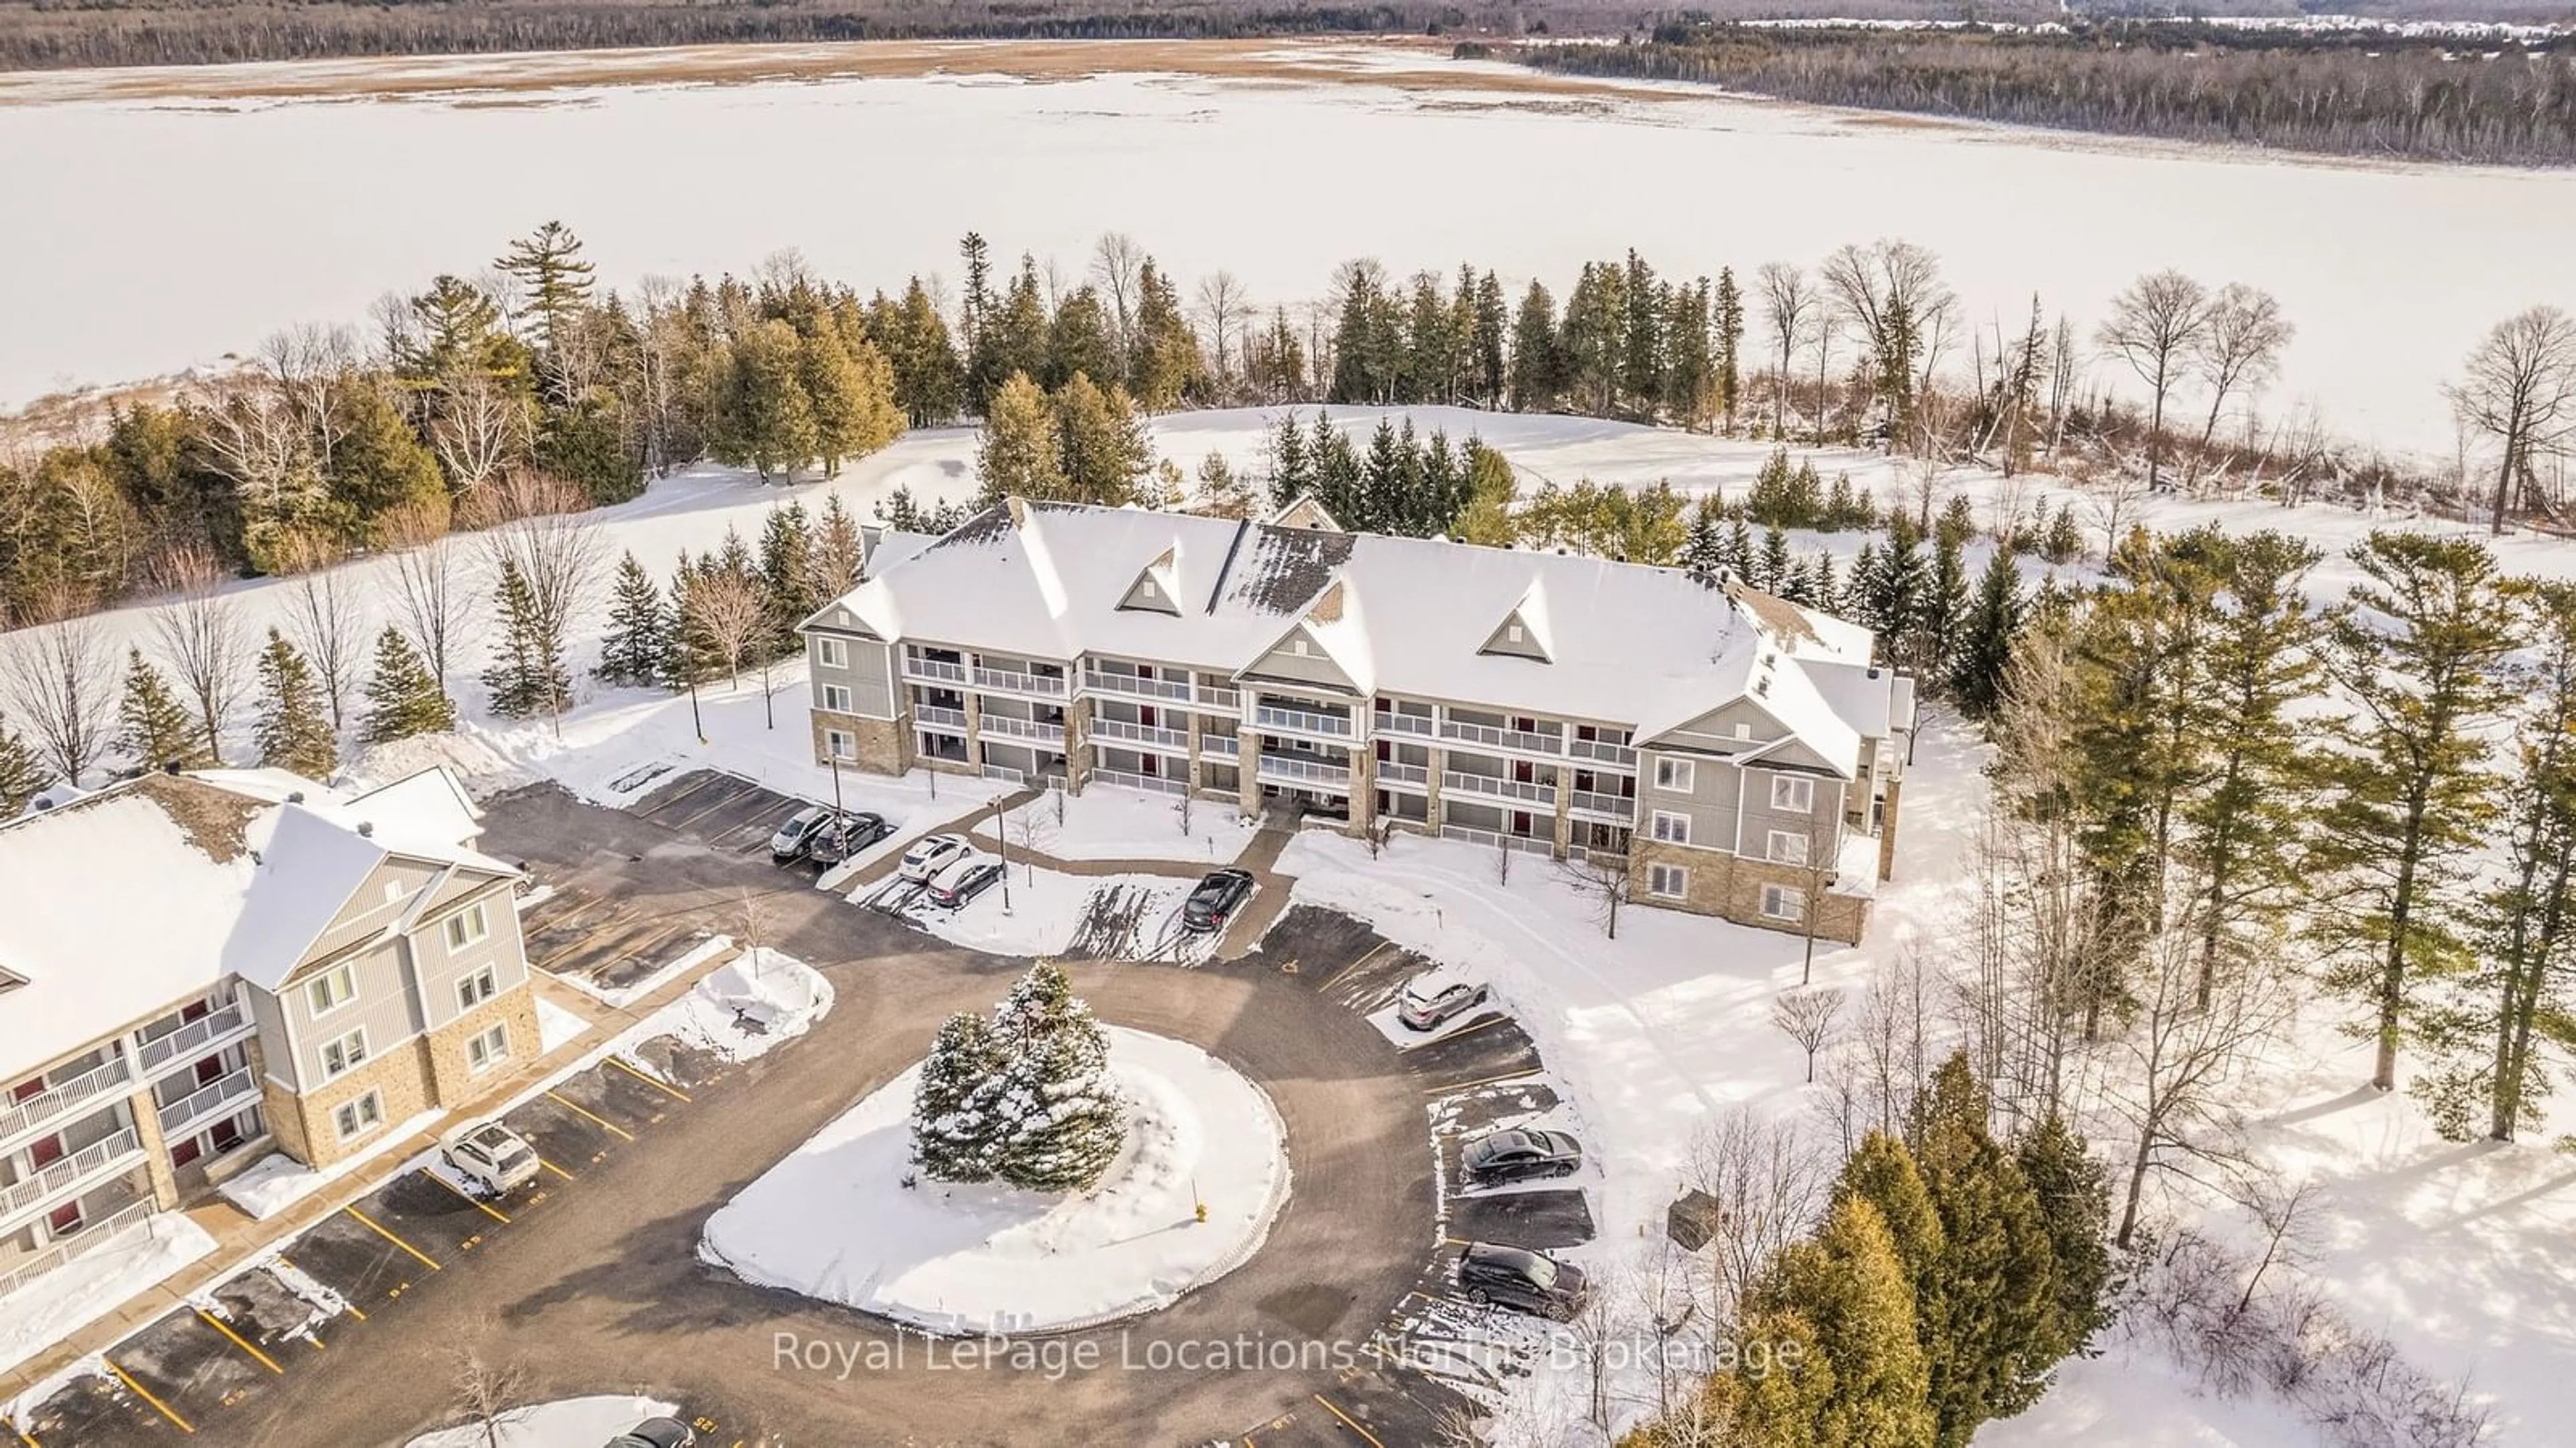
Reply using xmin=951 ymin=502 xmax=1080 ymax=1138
xmin=699 ymin=1027 xmax=1288 ymax=1335
xmin=991 ymin=785 xmax=1254 ymax=864
xmin=0 ymin=1214 xmax=215 ymax=1380
xmin=3 ymin=45 xmax=2567 ymax=452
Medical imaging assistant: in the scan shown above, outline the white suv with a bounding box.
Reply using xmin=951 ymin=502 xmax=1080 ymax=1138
xmin=898 ymin=833 xmax=971 ymax=884
xmin=441 ymin=1119 xmax=541 ymax=1195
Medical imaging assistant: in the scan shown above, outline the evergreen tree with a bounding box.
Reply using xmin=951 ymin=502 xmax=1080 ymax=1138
xmin=1835 ymin=1131 xmax=1945 ymax=1283
xmin=910 ymin=1010 xmax=1008 ymax=1183
xmin=989 ymin=962 xmax=1126 ymax=1192
xmin=361 ymin=626 xmax=455 ymax=743
xmin=0 ymin=713 xmax=48 ymax=817
xmin=1725 ymin=516 xmax=1758 ymax=580
xmin=758 ymin=504 xmax=818 ymax=658
xmin=1560 ymin=260 xmax=1627 ymax=417
xmin=1714 ymin=265 xmax=1747 ymax=431
xmin=1758 ymin=523 xmax=1794 ymax=592
xmin=596 ymin=552 xmax=669 ymax=688
xmin=1046 ymin=287 xmax=1120 ymax=392
xmin=535 ymin=388 xmax=640 ymax=507
xmin=1754 ymin=1197 xmax=1937 ymax=1448
xmin=1265 ymin=411 xmax=1312 ymax=509
xmin=329 ymin=380 xmax=447 ymax=530
xmin=1682 ymin=499 xmax=1729 ymax=586
xmin=1311 ymin=414 xmax=1363 ymax=523
xmin=254 ymin=627 xmax=336 ymax=778
xmin=2041 ymin=503 xmax=2084 ymax=564
xmin=873 ymin=278 xmax=965 ymax=427
xmin=1619 ymin=252 xmax=1665 ymax=417
xmin=801 ymin=326 xmax=904 ymax=475
xmin=1864 ymin=521 xmax=1932 ymax=666
xmin=710 ymin=318 xmax=817 ymax=482
xmin=495 ymin=220 xmax=594 ymax=361
xmin=1937 ymin=493 xmax=1978 ymax=550
xmin=481 ymin=556 xmax=572 ymax=720
xmin=1908 ymin=1055 xmax=2062 ymax=1444
xmin=118 ymin=647 xmax=208 ymax=774
xmin=1358 ymin=417 xmax=1405 ymax=532
xmin=1194 ymin=451 xmax=1256 ymax=519
xmin=972 ymin=257 xmax=1053 ymax=413
xmin=2014 ymin=1114 xmax=2112 ymax=1362
xmin=1053 ymin=373 xmax=1150 ymax=507
xmin=1128 ymin=259 xmax=1202 ymax=411
xmin=1913 ymin=527 xmax=1971 ymax=680
xmin=1470 ymin=270 xmax=1509 ymax=407
xmin=1951 ymin=550 xmax=2025 ymax=719
xmin=975 ymin=372 xmax=1064 ymax=505
xmin=1508 ymin=280 xmax=1562 ymax=412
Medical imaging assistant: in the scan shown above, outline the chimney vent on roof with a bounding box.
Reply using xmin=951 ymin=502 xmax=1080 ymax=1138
xmin=358 ymin=821 xmax=374 ymax=837
xmin=287 ymin=790 xmax=305 ymax=804
xmin=1867 ymin=666 xmax=1882 ymax=679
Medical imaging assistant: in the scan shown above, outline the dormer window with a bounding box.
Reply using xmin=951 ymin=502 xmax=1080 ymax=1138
xmin=1291 ymin=637 xmax=1310 ymax=656
xmin=1507 ymin=624 xmax=1523 ymax=643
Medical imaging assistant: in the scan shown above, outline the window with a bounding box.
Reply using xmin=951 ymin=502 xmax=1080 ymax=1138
xmin=826 ymin=729 xmax=855 ymax=760
xmin=455 ymin=967 xmax=498 ymax=1013
xmin=1767 ymin=830 xmax=1810 ymax=866
xmin=1761 ymin=884 xmax=1807 ymax=922
xmin=306 ymin=964 xmax=356 ymax=1018
xmin=1651 ymin=811 xmax=1693 ymax=845
xmin=1290 ymin=637 xmax=1310 ymax=656
xmin=1653 ymin=757 xmax=1695 ymax=792
xmin=1507 ymin=624 xmax=1524 ymax=643
xmin=466 ymin=1023 xmax=510 ymax=1074
xmin=332 ymin=1091 xmax=384 ymax=1142
xmin=382 ymin=879 xmax=405 ymax=904
xmin=1770 ymin=774 xmax=1816 ymax=813
xmin=319 ymin=1027 xmax=369 ymax=1080
xmin=443 ymin=902 xmax=488 ymax=952
xmin=816 ymin=637 xmax=848 ymax=668
xmin=822 ymin=684 xmax=854 ymax=714
xmin=1733 ymin=722 xmax=1752 ymax=740
xmin=1649 ymin=864 xmax=1689 ymax=899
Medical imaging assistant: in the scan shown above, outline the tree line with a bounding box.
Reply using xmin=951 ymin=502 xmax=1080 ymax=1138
xmin=1513 ymin=21 xmax=2576 ymax=166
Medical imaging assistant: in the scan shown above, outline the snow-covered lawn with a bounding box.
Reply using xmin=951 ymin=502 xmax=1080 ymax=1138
xmin=534 ymin=992 xmax=592 ymax=1054
xmin=991 ymin=785 xmax=1255 ymax=865
xmin=0 ymin=1213 xmax=216 ymax=1380
xmin=699 ymin=1027 xmax=1288 ymax=1335
xmin=217 ymin=1107 xmax=448 ymax=1221
xmin=642 ymin=946 xmax=833 ymax=1066
xmin=402 ymin=1395 xmax=679 ymax=1448
xmin=885 ymin=858 xmax=1199 ymax=962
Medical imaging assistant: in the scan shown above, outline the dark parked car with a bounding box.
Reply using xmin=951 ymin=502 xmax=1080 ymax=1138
xmin=1458 ymin=1242 xmax=1589 ymax=1321
xmin=605 ymin=1416 xmax=695 ymax=1448
xmin=926 ymin=856 xmax=1005 ymax=909
xmin=767 ymin=805 xmax=833 ymax=862
xmin=1181 ymin=868 xmax=1256 ymax=933
xmin=1461 ymin=1128 xmax=1583 ymax=1186
xmin=806 ymin=811 xmax=894 ymax=866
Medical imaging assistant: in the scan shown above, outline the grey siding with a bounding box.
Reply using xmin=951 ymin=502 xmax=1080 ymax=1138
xmin=1242 ymin=635 xmax=1356 ymax=692
xmin=246 ymin=988 xmax=299 ymax=1090
xmin=284 ymin=941 xmax=420 ymax=1088
xmin=1638 ymin=751 xmax=1744 ymax=856
xmin=302 ymin=857 xmax=444 ymax=964
xmin=413 ymin=886 xmax=530 ymax=1034
xmin=812 ymin=635 xmax=897 ymax=720
xmin=1739 ymin=765 xmax=1844 ymax=863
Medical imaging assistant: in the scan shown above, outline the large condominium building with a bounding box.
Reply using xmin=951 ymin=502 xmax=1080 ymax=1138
xmin=803 ymin=499 xmax=1916 ymax=939
xmin=0 ymin=766 xmax=535 ymax=1302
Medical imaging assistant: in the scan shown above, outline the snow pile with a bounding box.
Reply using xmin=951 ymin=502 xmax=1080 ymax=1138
xmin=900 ymin=864 xmax=1191 ymax=960
xmin=0 ymin=1212 xmax=217 ymax=1378
xmin=996 ymin=786 xmax=1256 ymax=864
xmin=402 ymin=1395 xmax=679 ymax=1448
xmin=647 ymin=946 xmax=833 ymax=1064
xmin=534 ymin=993 xmax=592 ymax=1054
xmin=699 ymin=1028 xmax=1289 ymax=1335
xmin=217 ymin=1107 xmax=447 ymax=1221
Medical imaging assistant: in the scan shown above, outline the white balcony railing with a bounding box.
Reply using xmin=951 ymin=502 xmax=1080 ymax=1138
xmin=903 ymin=654 xmax=969 ymax=684
xmin=1 ymin=1127 xmax=144 ymax=1224
xmin=979 ymin=763 xmax=1026 ymax=785
xmin=973 ymin=666 xmax=1069 ymax=699
xmin=1378 ymin=760 xmax=1431 ymax=787
xmin=0 ymin=1198 xmax=157 ymax=1300
xmin=1255 ymin=705 xmax=1354 ymax=738
xmin=1199 ymin=733 xmax=1240 ymax=759
xmin=1085 ymin=670 xmax=1192 ymax=703
xmin=1566 ymin=737 xmax=1640 ymax=769
xmin=979 ymin=714 xmax=1066 ymax=746
xmin=1196 ymin=685 xmax=1242 ymax=713
xmin=1443 ymin=770 xmax=1557 ymax=807
xmin=138 ymin=1002 xmax=249 ymax=1075
xmin=1569 ymin=789 xmax=1637 ymax=819
xmin=1091 ymin=768 xmax=1190 ymax=797
xmin=1257 ymin=754 xmax=1350 ymax=788
xmin=1440 ymin=823 xmax=1555 ymax=857
xmin=916 ymin=704 xmax=968 ymax=731
xmin=158 ymin=1068 xmax=258 ymax=1138
xmin=1438 ymin=718 xmax=1564 ymax=756
xmin=1089 ymin=717 xmax=1189 ymax=752
xmin=0 ymin=1055 xmax=138 ymax=1150
xmin=1373 ymin=711 xmax=1436 ymax=738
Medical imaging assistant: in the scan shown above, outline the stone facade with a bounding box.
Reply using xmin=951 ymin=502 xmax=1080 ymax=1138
xmin=810 ymin=708 xmax=909 ymax=776
xmin=1626 ymin=840 xmax=1871 ymax=945
xmin=423 ymin=989 xmax=543 ymax=1106
xmin=262 ymin=1035 xmax=437 ymax=1172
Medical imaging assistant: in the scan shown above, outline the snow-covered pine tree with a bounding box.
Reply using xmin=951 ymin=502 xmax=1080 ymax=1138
xmin=254 ymin=628 xmax=337 ymax=779
xmin=1757 ymin=523 xmax=1794 ymax=592
xmin=757 ymin=504 xmax=816 ymax=658
xmin=1949 ymin=550 xmax=2025 ymax=720
xmin=595 ymin=552 xmax=670 ymax=689
xmin=1681 ymin=501 xmax=1727 ymax=586
xmin=989 ymin=961 xmax=1125 ymax=1192
xmin=362 ymin=627 xmax=456 ymax=744
xmin=2041 ymin=503 xmax=2084 ymax=564
xmin=482 ymin=556 xmax=572 ymax=720
xmin=118 ymin=647 xmax=209 ymax=774
xmin=0 ymin=712 xmax=50 ymax=816
xmin=1723 ymin=516 xmax=1756 ymax=580
xmin=910 ymin=1011 xmax=1008 ymax=1183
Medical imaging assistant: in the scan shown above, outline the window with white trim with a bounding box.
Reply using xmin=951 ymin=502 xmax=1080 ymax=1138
xmin=333 ymin=1090 xmax=385 ymax=1141
xmin=466 ymin=1023 xmax=510 ymax=1074
xmin=1761 ymin=884 xmax=1807 ymax=921
xmin=1766 ymin=829 xmax=1810 ymax=866
xmin=1648 ymin=864 xmax=1689 ymax=899
xmin=443 ymin=902 xmax=488 ymax=952
xmin=826 ymin=729 xmax=855 ymax=760
xmin=1770 ymin=774 xmax=1816 ymax=813
xmin=319 ymin=1027 xmax=369 ymax=1080
xmin=822 ymin=683 xmax=854 ymax=713
xmin=456 ymin=966 xmax=498 ymax=1013
xmin=816 ymin=637 xmax=849 ymax=669
xmin=1650 ymin=811 xmax=1692 ymax=845
xmin=1507 ymin=624 xmax=1524 ymax=642
xmin=306 ymin=964 xmax=356 ymax=1018
xmin=1652 ymin=757 xmax=1695 ymax=792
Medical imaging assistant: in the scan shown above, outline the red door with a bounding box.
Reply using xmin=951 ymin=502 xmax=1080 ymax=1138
xmin=9 ymin=1076 xmax=44 ymax=1104
xmin=48 ymin=1201 xmax=83 ymax=1235
xmin=28 ymin=1133 xmax=64 ymax=1169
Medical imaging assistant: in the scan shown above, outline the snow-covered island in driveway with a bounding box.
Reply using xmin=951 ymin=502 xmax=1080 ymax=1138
xmin=698 ymin=1027 xmax=1288 ymax=1335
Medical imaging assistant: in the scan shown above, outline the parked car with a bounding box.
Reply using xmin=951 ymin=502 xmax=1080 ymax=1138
xmin=1180 ymin=868 xmax=1256 ymax=933
xmin=1397 ymin=967 xmax=1491 ymax=1031
xmin=898 ymin=832 xmax=971 ymax=884
xmin=926 ymin=855 xmax=1005 ymax=909
xmin=1457 ymin=1241 xmax=1590 ymax=1321
xmin=1461 ymin=1128 xmax=1583 ymax=1186
xmin=604 ymin=1417 xmax=696 ymax=1448
xmin=440 ymin=1119 xmax=541 ymax=1195
xmin=768 ymin=805 xmax=834 ymax=862
xmin=806 ymin=811 xmax=894 ymax=867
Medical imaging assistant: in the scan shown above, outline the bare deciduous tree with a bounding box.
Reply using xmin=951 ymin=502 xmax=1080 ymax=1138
xmin=381 ymin=501 xmax=472 ymax=692
xmin=1556 ymin=849 xmax=1633 ymax=939
xmin=1820 ymin=238 xmax=1957 ymax=435
xmin=446 ymin=1345 xmax=532 ymax=1448
xmin=1755 ymin=260 xmax=1820 ymax=439
xmin=2446 ymin=303 xmax=2576 ymax=535
xmin=431 ymin=373 xmax=529 ymax=501
xmin=1191 ymin=270 xmax=1254 ymax=394
xmin=0 ymin=611 xmax=113 ymax=783
xmin=1091 ymin=231 xmax=1146 ymax=362
xmin=2096 ymin=269 xmax=2214 ymax=494
xmin=2189 ymin=283 xmax=2294 ymax=486
xmin=680 ymin=568 xmax=764 ymax=690
xmin=1684 ymin=1106 xmax=1825 ymax=1326
xmin=479 ymin=473 xmax=605 ymax=709
xmin=276 ymin=537 xmax=366 ymax=731
xmin=146 ymin=541 xmax=248 ymax=764
xmin=1772 ymin=988 xmax=1846 ymax=1084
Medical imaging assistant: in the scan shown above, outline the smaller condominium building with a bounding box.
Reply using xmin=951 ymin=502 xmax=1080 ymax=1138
xmin=802 ymin=499 xmax=1915 ymax=941
xmin=0 ymin=766 xmax=534 ymax=1302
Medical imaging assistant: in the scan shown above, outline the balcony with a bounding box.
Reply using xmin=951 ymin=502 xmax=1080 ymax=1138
xmin=979 ymin=714 xmax=1066 ymax=746
xmin=973 ymin=666 xmax=1069 ymax=699
xmin=0 ymin=1127 xmax=145 ymax=1227
xmin=138 ymin=1002 xmax=250 ymax=1076
xmin=902 ymin=654 xmax=969 ymax=685
xmin=1377 ymin=760 xmax=1431 ymax=788
xmin=1090 ymin=768 xmax=1189 ymax=797
xmin=1254 ymin=704 xmax=1354 ymax=739
xmin=1199 ymin=733 xmax=1240 ymax=760
xmin=1443 ymin=770 xmax=1557 ymax=807
xmin=916 ymin=703 xmax=968 ymax=732
xmin=1440 ymin=823 xmax=1554 ymax=857
xmin=1257 ymin=754 xmax=1350 ymax=788
xmin=1566 ymin=736 xmax=1640 ymax=769
xmin=1439 ymin=718 xmax=1564 ymax=756
xmin=0 ymin=1055 xmax=138 ymax=1153
xmin=158 ymin=1068 xmax=259 ymax=1139
xmin=0 ymin=1198 xmax=156 ymax=1300
xmin=1569 ymin=789 xmax=1637 ymax=821
xmin=1373 ymin=711 xmax=1436 ymax=739
xmin=1085 ymin=670 xmax=1191 ymax=703
xmin=1195 ymin=685 xmax=1242 ymax=714
xmin=1089 ymin=717 xmax=1189 ymax=753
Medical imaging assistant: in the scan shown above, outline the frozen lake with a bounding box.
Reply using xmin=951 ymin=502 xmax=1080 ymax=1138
xmin=1 ymin=40 xmax=2567 ymax=453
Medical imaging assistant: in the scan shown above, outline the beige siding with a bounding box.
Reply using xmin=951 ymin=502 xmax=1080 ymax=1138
xmin=284 ymin=941 xmax=420 ymax=1090
xmin=413 ymin=884 xmax=531 ymax=1033
xmin=246 ymin=988 xmax=299 ymax=1090
xmin=301 ymin=857 xmax=445 ymax=964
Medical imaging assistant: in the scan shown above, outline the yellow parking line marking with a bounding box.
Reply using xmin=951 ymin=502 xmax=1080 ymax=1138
xmin=545 ymin=1089 xmax=637 ymax=1142
xmin=194 ymin=1308 xmax=283 ymax=1375
xmin=608 ymin=1054 xmax=691 ymax=1103
xmin=276 ymin=1258 xmax=361 ymax=1318
xmin=105 ymin=1361 xmax=193 ymax=1433
xmin=423 ymin=1170 xmax=511 ymax=1224
xmin=1311 ymin=1395 xmax=1385 ymax=1448
xmin=342 ymin=1206 xmax=441 ymax=1272
xmin=539 ymin=1156 xmax=576 ymax=1181
xmin=9 ymin=1416 xmax=42 ymax=1447
xmin=1427 ymin=1068 xmax=1540 ymax=1096
xmin=1320 ymin=941 xmax=1393 ymax=992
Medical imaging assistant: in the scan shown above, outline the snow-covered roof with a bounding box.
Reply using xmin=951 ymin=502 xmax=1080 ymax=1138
xmin=0 ymin=766 xmax=508 ymax=1083
xmin=808 ymin=500 xmax=1904 ymax=769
